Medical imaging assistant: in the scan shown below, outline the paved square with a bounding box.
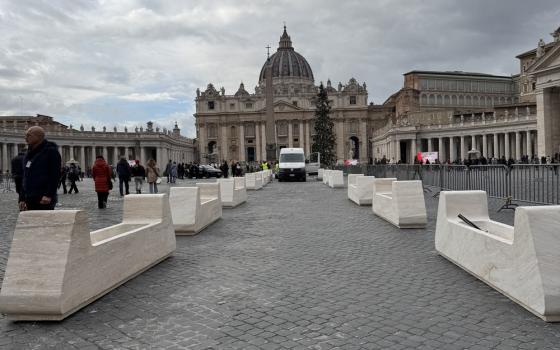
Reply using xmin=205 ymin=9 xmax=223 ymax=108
xmin=1 ymin=178 xmax=560 ymax=349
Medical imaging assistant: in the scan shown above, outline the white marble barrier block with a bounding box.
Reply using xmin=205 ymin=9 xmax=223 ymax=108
xmin=348 ymin=174 xmax=376 ymax=205
xmin=328 ymin=170 xmax=344 ymax=188
xmin=435 ymin=190 xmax=560 ymax=322
xmin=218 ymin=177 xmax=247 ymax=208
xmin=372 ymin=179 xmax=427 ymax=228
xmin=170 ymin=183 xmax=222 ymax=235
xmin=323 ymin=170 xmax=331 ymax=185
xmin=317 ymin=169 xmax=324 ymax=181
xmin=246 ymin=172 xmax=263 ymax=190
xmin=0 ymin=194 xmax=175 ymax=321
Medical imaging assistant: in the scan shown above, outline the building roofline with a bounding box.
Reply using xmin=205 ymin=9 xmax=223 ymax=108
xmin=403 ymin=70 xmax=513 ymax=79
xmin=516 ymin=42 xmax=556 ymax=59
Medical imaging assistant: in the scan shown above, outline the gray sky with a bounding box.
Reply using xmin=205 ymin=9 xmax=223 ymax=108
xmin=0 ymin=0 xmax=558 ymax=137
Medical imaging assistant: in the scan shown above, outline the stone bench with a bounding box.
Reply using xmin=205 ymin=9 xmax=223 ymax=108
xmin=348 ymin=174 xmax=376 ymax=205
xmin=218 ymin=177 xmax=247 ymax=208
xmin=0 ymin=194 xmax=175 ymax=321
xmin=246 ymin=172 xmax=263 ymax=190
xmin=328 ymin=170 xmax=344 ymax=188
xmin=372 ymin=179 xmax=427 ymax=228
xmin=170 ymin=183 xmax=222 ymax=235
xmin=317 ymin=168 xmax=324 ymax=181
xmin=435 ymin=190 xmax=560 ymax=322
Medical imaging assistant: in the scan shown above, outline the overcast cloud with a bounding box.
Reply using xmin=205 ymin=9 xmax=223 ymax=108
xmin=0 ymin=0 xmax=558 ymax=137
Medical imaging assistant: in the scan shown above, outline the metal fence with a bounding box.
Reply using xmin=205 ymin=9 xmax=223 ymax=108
xmin=332 ymin=164 xmax=560 ymax=205
xmin=0 ymin=174 xmax=14 ymax=193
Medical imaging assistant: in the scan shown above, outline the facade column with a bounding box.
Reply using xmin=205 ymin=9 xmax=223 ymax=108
xmin=261 ymin=122 xmax=266 ymax=161
xmin=460 ymin=136 xmax=465 ymax=161
xmin=102 ymin=146 xmax=108 ymax=162
xmin=515 ymin=131 xmax=521 ymax=160
xmin=482 ymin=134 xmax=488 ymax=158
xmin=239 ymin=123 xmax=245 ymax=162
xmin=305 ymin=121 xmax=311 ymax=156
xmin=255 ymin=123 xmax=261 ymax=162
xmin=360 ymin=119 xmax=367 ymax=162
xmin=493 ymin=133 xmax=499 ymax=158
xmin=526 ymin=130 xmax=533 ymax=158
xmin=396 ymin=139 xmax=401 ymax=162
xmin=221 ymin=125 xmax=228 ymax=163
xmin=450 ymin=137 xmax=456 ymax=161
xmin=288 ymin=122 xmax=293 ymax=148
xmin=1 ymin=143 xmax=7 ymax=171
xmin=471 ymin=135 xmax=476 ymax=152
xmin=299 ymin=121 xmax=304 ymax=150
xmin=198 ymin=124 xmax=206 ymax=163
xmin=427 ymin=138 xmax=433 ymax=152
xmin=336 ymin=120 xmax=344 ymax=161
xmin=438 ymin=137 xmax=444 ymax=161
xmin=410 ymin=138 xmax=417 ymax=164
xmin=80 ymin=146 xmax=85 ymax=170
xmin=505 ymin=132 xmax=510 ymax=159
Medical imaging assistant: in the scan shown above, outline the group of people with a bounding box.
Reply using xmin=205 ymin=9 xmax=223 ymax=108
xmin=14 ymin=126 xmax=165 ymax=211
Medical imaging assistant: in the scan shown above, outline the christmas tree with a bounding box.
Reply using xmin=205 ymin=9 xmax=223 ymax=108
xmin=312 ymin=83 xmax=336 ymax=167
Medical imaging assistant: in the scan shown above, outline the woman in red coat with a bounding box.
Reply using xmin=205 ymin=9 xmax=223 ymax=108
xmin=92 ymin=155 xmax=112 ymax=209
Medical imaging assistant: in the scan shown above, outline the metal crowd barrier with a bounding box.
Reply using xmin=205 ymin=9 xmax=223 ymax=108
xmin=1 ymin=174 xmax=14 ymax=193
xmin=332 ymin=164 xmax=560 ymax=205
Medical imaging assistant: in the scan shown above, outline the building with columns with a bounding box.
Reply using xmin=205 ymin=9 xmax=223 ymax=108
xmin=372 ymin=26 xmax=560 ymax=163
xmin=194 ymin=27 xmax=390 ymax=164
xmin=0 ymin=115 xmax=195 ymax=173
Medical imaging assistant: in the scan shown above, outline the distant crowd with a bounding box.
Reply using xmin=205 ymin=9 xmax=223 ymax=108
xmin=372 ymin=153 xmax=560 ymax=166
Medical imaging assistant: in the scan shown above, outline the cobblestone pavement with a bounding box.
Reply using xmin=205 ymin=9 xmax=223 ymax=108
xmin=0 ymin=177 xmax=560 ymax=350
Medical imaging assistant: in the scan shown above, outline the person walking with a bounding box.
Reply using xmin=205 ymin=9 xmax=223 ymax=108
xmin=164 ymin=160 xmax=172 ymax=183
xmin=146 ymin=159 xmax=160 ymax=193
xmin=11 ymin=150 xmax=26 ymax=195
xmin=131 ymin=160 xmax=146 ymax=194
xmin=116 ymin=157 xmax=132 ymax=196
xmin=58 ymin=165 xmax=68 ymax=194
xmin=19 ymin=126 xmax=61 ymax=211
xmin=92 ymin=155 xmax=112 ymax=209
xmin=170 ymin=161 xmax=178 ymax=183
xmin=67 ymin=163 xmax=80 ymax=194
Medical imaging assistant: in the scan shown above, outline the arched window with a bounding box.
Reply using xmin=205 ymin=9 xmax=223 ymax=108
xmin=421 ymin=94 xmax=428 ymax=105
xmin=444 ymin=95 xmax=450 ymax=105
xmin=473 ymin=96 xmax=479 ymax=106
xmin=451 ymin=95 xmax=457 ymax=105
xmin=437 ymin=95 xmax=442 ymax=105
xmin=466 ymin=96 xmax=472 ymax=106
xmin=429 ymin=95 xmax=435 ymax=105
xmin=458 ymin=95 xmax=464 ymax=105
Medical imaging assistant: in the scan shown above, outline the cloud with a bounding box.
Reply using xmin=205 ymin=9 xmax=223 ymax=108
xmin=0 ymin=0 xmax=559 ymax=136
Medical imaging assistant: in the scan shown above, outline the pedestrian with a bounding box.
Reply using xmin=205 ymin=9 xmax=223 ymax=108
xmin=170 ymin=161 xmax=178 ymax=183
xmin=11 ymin=149 xmax=26 ymax=195
xmin=164 ymin=159 xmax=172 ymax=183
xmin=19 ymin=126 xmax=61 ymax=211
xmin=67 ymin=163 xmax=80 ymax=193
xmin=146 ymin=159 xmax=160 ymax=193
xmin=131 ymin=160 xmax=146 ymax=194
xmin=116 ymin=157 xmax=132 ymax=196
xmin=92 ymin=155 xmax=112 ymax=209
xmin=58 ymin=165 xmax=68 ymax=194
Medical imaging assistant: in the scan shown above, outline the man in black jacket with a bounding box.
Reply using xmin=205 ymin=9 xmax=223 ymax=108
xmin=19 ymin=126 xmax=62 ymax=211
xmin=116 ymin=157 xmax=131 ymax=196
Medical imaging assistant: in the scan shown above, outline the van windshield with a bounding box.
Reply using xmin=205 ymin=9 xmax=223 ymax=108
xmin=280 ymin=153 xmax=304 ymax=163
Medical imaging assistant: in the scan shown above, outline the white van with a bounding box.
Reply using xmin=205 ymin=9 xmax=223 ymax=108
xmin=278 ymin=148 xmax=306 ymax=182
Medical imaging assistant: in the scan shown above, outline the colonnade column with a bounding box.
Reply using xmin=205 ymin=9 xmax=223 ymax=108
xmin=102 ymin=146 xmax=108 ymax=162
xmin=471 ymin=135 xmax=476 ymax=152
xmin=140 ymin=146 xmax=146 ymax=165
xmin=410 ymin=139 xmax=417 ymax=164
xmin=1 ymin=143 xmax=8 ymax=171
xmin=493 ymin=133 xmax=499 ymax=158
xmin=396 ymin=139 xmax=401 ymax=162
xmin=526 ymin=131 xmax=533 ymax=158
xmin=505 ymin=132 xmax=510 ymax=159
xmin=239 ymin=124 xmax=245 ymax=162
xmin=515 ymin=131 xmax=521 ymax=160
xmin=438 ymin=137 xmax=444 ymax=161
xmin=69 ymin=145 xmax=74 ymax=162
xmin=80 ymin=146 xmax=85 ymax=170
xmin=427 ymin=138 xmax=433 ymax=152
xmin=482 ymin=134 xmax=488 ymax=158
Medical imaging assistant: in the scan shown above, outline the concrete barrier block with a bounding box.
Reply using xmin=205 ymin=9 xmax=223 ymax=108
xmin=372 ymin=179 xmax=426 ymax=228
xmin=348 ymin=175 xmax=376 ymax=205
xmin=170 ymin=184 xmax=222 ymax=235
xmin=218 ymin=177 xmax=247 ymax=208
xmin=246 ymin=172 xmax=263 ymax=190
xmin=328 ymin=170 xmax=344 ymax=188
xmin=435 ymin=190 xmax=560 ymax=322
xmin=317 ymin=169 xmax=324 ymax=181
xmin=0 ymin=194 xmax=175 ymax=321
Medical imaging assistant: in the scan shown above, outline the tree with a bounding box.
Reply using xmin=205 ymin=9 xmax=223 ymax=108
xmin=312 ymin=83 xmax=336 ymax=167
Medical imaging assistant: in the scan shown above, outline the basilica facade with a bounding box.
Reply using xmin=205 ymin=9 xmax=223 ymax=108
xmin=194 ymin=27 xmax=390 ymax=164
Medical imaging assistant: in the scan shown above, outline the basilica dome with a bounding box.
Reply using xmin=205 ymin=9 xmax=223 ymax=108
xmin=258 ymin=27 xmax=314 ymax=85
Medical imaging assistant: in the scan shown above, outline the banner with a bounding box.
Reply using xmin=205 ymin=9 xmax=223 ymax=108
xmin=420 ymin=152 xmax=438 ymax=164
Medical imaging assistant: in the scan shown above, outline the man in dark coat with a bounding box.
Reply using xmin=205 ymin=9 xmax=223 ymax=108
xmin=19 ymin=126 xmax=61 ymax=211
xmin=116 ymin=157 xmax=131 ymax=196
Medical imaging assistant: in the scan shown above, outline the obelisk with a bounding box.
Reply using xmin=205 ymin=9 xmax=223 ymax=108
xmin=264 ymin=48 xmax=276 ymax=161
